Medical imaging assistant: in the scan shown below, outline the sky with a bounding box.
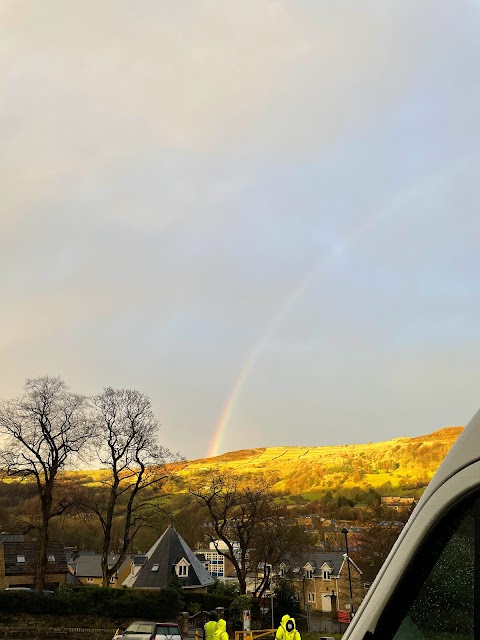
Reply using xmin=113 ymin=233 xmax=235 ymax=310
xmin=1 ymin=1 xmax=480 ymax=460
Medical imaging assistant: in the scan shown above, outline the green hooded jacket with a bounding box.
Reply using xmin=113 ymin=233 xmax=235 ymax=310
xmin=275 ymin=615 xmax=301 ymax=640
xmin=213 ymin=618 xmax=229 ymax=640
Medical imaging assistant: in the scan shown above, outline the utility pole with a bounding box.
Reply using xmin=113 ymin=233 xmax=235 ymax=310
xmin=341 ymin=527 xmax=354 ymax=616
xmin=266 ymin=563 xmax=274 ymax=630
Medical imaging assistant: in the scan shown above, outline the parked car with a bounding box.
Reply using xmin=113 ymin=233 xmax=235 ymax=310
xmin=343 ymin=408 xmax=480 ymax=639
xmin=4 ymin=587 xmax=54 ymax=594
xmin=115 ymin=622 xmax=183 ymax=640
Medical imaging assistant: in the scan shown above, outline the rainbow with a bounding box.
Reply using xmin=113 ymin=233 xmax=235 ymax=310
xmin=207 ymin=154 xmax=478 ymax=458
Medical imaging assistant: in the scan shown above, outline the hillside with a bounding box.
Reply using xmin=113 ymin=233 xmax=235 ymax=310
xmin=176 ymin=426 xmax=463 ymax=499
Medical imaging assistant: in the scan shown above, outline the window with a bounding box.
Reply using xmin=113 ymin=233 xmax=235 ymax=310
xmin=176 ymin=563 xmax=188 ymax=576
xmin=323 ymin=570 xmax=331 ymax=580
xmin=87 ymin=577 xmax=94 ymax=582
xmin=156 ymin=625 xmax=181 ymax=636
xmin=47 ymin=554 xmax=55 ymax=562
xmin=16 ymin=556 xmax=25 ymax=563
xmin=305 ymin=569 xmax=313 ymax=578
xmin=374 ymin=490 xmax=477 ymax=639
xmin=308 ymin=592 xmax=316 ymax=603
xmin=151 ymin=564 xmax=159 ymax=572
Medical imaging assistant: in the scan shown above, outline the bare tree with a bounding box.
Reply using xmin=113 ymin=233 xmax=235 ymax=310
xmin=86 ymin=388 xmax=178 ymax=587
xmin=189 ymin=470 xmax=273 ymax=594
xmin=357 ymin=522 xmax=403 ymax=582
xmin=250 ymin=514 xmax=313 ymax=599
xmin=0 ymin=376 xmax=93 ymax=591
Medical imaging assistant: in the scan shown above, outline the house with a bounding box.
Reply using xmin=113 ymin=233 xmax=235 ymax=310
xmin=296 ymin=515 xmax=316 ymax=528
xmin=194 ymin=541 xmax=236 ymax=581
xmin=0 ymin=541 xmax=68 ymax=590
xmin=381 ymin=496 xmax=417 ymax=512
xmin=66 ymin=551 xmax=131 ymax=588
xmin=123 ymin=527 xmax=214 ymax=592
xmin=276 ymin=551 xmax=364 ymax=614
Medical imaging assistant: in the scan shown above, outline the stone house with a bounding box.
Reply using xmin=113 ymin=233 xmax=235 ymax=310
xmin=0 ymin=541 xmax=68 ymax=590
xmin=277 ymin=551 xmax=364 ymax=614
xmin=66 ymin=551 xmax=131 ymax=587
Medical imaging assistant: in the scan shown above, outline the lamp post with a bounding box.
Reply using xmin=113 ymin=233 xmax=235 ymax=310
xmin=341 ymin=527 xmax=354 ymax=616
xmin=266 ymin=563 xmax=274 ymax=631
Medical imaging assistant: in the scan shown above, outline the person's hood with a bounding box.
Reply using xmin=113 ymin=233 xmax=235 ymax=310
xmin=217 ymin=619 xmax=227 ymax=632
xmin=285 ymin=617 xmax=296 ymax=632
xmin=281 ymin=615 xmax=290 ymax=626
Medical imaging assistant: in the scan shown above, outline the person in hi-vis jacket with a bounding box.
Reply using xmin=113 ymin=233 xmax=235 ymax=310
xmin=213 ymin=618 xmax=229 ymax=640
xmin=275 ymin=615 xmax=301 ymax=640
xmin=204 ymin=612 xmax=218 ymax=640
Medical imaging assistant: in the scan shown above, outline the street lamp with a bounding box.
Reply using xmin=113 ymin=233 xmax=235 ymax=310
xmin=265 ymin=563 xmax=274 ymax=631
xmin=341 ymin=527 xmax=354 ymax=616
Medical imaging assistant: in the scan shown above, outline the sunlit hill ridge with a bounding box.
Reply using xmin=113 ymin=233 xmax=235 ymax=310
xmin=72 ymin=427 xmax=462 ymax=500
xmin=173 ymin=426 xmax=462 ymax=499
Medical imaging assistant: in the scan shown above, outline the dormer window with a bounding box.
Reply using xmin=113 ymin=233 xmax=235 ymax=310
xmin=321 ymin=563 xmax=333 ymax=581
xmin=304 ymin=562 xmax=315 ymax=579
xmin=175 ymin=557 xmax=190 ymax=577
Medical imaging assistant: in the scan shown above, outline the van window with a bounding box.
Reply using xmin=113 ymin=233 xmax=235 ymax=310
xmin=374 ymin=491 xmax=477 ymax=639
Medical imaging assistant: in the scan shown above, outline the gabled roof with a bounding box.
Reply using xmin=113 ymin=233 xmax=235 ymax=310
xmin=127 ymin=527 xmax=214 ymax=590
xmin=66 ymin=551 xmax=130 ymax=578
xmin=3 ymin=541 xmax=67 ymax=576
xmin=283 ymin=551 xmax=361 ymax=578
xmin=0 ymin=535 xmax=24 ymax=543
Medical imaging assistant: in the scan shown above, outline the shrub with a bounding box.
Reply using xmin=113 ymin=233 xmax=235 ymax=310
xmin=0 ymin=586 xmax=184 ymax=620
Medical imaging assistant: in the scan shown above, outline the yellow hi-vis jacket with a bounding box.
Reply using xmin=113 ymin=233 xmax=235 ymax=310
xmin=213 ymin=619 xmax=229 ymax=640
xmin=275 ymin=615 xmax=301 ymax=640
xmin=204 ymin=620 xmax=217 ymax=640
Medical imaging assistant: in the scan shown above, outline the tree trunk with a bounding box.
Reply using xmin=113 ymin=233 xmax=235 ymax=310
xmin=35 ymin=492 xmax=52 ymax=592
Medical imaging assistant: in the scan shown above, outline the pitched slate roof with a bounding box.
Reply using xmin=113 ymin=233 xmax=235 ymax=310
xmin=3 ymin=541 xmax=67 ymax=576
xmin=281 ymin=551 xmax=361 ymax=577
xmin=0 ymin=535 xmax=24 ymax=543
xmin=65 ymin=551 xmax=130 ymax=578
xmin=128 ymin=527 xmax=214 ymax=590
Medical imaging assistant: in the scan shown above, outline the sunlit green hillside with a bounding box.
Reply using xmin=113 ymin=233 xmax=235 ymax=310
xmin=175 ymin=426 xmax=462 ymax=497
xmin=65 ymin=426 xmax=462 ymax=499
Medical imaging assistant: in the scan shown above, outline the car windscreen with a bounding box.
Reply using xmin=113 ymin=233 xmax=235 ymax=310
xmin=155 ymin=627 xmax=180 ymax=636
xmin=126 ymin=624 xmax=155 ymax=634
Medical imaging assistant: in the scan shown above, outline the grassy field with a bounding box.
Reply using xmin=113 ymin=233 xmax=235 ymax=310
xmin=173 ymin=426 xmax=461 ymax=497
xmin=61 ymin=426 xmax=461 ymax=501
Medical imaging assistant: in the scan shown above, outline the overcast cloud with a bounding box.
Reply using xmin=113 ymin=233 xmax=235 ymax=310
xmin=1 ymin=1 xmax=479 ymax=458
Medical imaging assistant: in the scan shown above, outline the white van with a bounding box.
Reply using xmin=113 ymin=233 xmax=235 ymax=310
xmin=343 ymin=410 xmax=480 ymax=640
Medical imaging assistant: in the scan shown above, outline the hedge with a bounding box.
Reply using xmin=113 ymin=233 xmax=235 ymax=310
xmin=181 ymin=592 xmax=234 ymax=613
xmin=0 ymin=587 xmax=183 ymax=620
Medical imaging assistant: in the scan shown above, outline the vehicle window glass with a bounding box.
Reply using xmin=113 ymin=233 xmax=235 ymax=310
xmin=157 ymin=627 xmax=180 ymax=635
xmin=126 ymin=624 xmax=154 ymax=634
xmin=376 ymin=493 xmax=476 ymax=640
